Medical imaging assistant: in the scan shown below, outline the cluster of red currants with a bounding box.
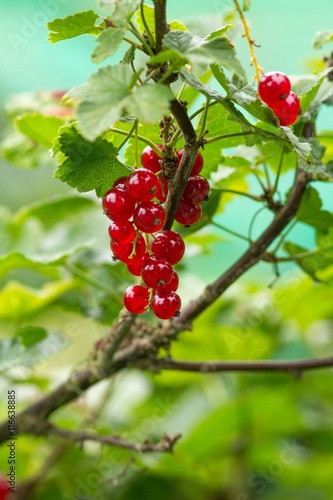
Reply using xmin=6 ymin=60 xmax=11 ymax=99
xmin=258 ymin=71 xmax=300 ymax=126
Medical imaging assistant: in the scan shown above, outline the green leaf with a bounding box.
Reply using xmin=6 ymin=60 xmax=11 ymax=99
xmin=47 ymin=11 xmax=101 ymax=43
xmin=169 ymin=20 xmax=188 ymax=32
xmin=91 ymin=27 xmax=126 ymax=64
xmin=14 ymin=326 xmax=48 ymax=348
xmin=106 ymin=0 xmax=140 ymax=27
xmin=15 ymin=113 xmax=64 ymax=148
xmin=296 ymin=186 xmax=333 ymax=231
xmin=1 ymin=130 xmax=54 ymax=169
xmin=204 ymin=25 xmax=235 ymax=41
xmin=125 ymin=84 xmax=173 ymax=123
xmin=284 ymin=242 xmax=326 ymax=281
xmin=0 ymin=280 xmax=74 ymax=319
xmin=163 ymin=31 xmax=246 ymax=79
xmin=313 ymin=30 xmax=333 ymax=49
xmin=280 ymin=126 xmax=312 ymax=164
xmin=135 ymin=4 xmax=155 ymax=36
xmin=53 ymin=125 xmax=131 ymax=197
xmin=243 ymin=0 xmax=252 ymax=10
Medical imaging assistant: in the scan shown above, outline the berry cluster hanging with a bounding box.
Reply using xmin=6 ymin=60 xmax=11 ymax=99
xmin=258 ymin=72 xmax=300 ymax=126
xmin=102 ymin=145 xmax=210 ymax=319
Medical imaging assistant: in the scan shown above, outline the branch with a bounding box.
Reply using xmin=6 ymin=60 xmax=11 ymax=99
xmin=153 ymin=0 xmax=169 ymax=53
xmin=157 ymin=356 xmax=333 ymax=377
xmin=172 ymin=168 xmax=312 ymax=326
xmin=45 ymin=424 xmax=181 ymax=453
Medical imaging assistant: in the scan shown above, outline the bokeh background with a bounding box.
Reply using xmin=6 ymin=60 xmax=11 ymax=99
xmin=1 ymin=1 xmax=333 ymax=499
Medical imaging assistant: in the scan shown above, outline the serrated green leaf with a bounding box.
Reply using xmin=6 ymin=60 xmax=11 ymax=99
xmin=296 ymin=186 xmax=333 ymax=231
xmin=15 ymin=113 xmax=64 ymax=148
xmin=313 ymin=30 xmax=333 ymax=49
xmin=1 ymin=130 xmax=54 ymax=169
xmin=163 ymin=31 xmax=246 ymax=79
xmin=170 ymin=20 xmax=188 ymax=32
xmin=280 ymin=126 xmax=312 ymax=164
xmin=135 ymin=4 xmax=155 ymax=36
xmin=106 ymin=0 xmax=140 ymax=27
xmin=284 ymin=242 xmax=326 ymax=281
xmin=91 ymin=27 xmax=125 ymax=64
xmin=47 ymin=11 xmax=101 ymax=43
xmin=14 ymin=326 xmax=47 ymax=348
xmin=53 ymin=125 xmax=131 ymax=197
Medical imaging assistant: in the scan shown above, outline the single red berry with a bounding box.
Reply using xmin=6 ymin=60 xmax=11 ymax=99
xmin=102 ymin=188 xmax=136 ymax=221
xmin=126 ymin=168 xmax=160 ymax=202
xmin=155 ymin=270 xmax=179 ymax=292
xmin=151 ymin=230 xmax=185 ymax=265
xmin=126 ymin=252 xmax=149 ymax=276
xmin=123 ymin=284 xmax=150 ymax=314
xmin=110 ymin=234 xmax=146 ymax=264
xmin=108 ymin=220 xmax=136 ymax=244
xmin=183 ymin=175 xmax=210 ymax=205
xmin=141 ymin=256 xmax=173 ymax=288
xmin=112 ymin=176 xmax=128 ymax=190
xmin=177 ymin=149 xmax=204 ymax=175
xmin=133 ymin=201 xmax=166 ymax=233
xmin=258 ymin=72 xmax=291 ymax=105
xmin=141 ymin=145 xmax=164 ymax=173
xmin=155 ymin=177 xmax=169 ymax=202
xmin=0 ymin=477 xmax=9 ymax=500
xmin=270 ymin=91 xmax=300 ymax=126
xmin=175 ymin=199 xmax=202 ymax=226
xmin=152 ymin=290 xmax=181 ymax=320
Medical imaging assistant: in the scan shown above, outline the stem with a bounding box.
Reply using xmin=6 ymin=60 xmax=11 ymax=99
xmin=218 ymin=188 xmax=263 ymax=202
xmin=129 ymin=22 xmax=154 ymax=56
xmin=153 ymin=0 xmax=169 ymax=53
xmin=117 ymin=120 xmax=138 ymax=153
xmin=263 ymin=163 xmax=272 ymax=191
xmin=232 ymin=0 xmax=263 ymax=82
xmin=212 ymin=220 xmax=252 ymax=242
xmin=248 ymin=206 xmax=267 ymax=241
xmin=109 ymin=128 xmax=165 ymax=157
xmin=198 ymin=97 xmax=210 ymax=141
xmin=64 ymin=263 xmax=122 ymax=305
xmin=204 ymin=131 xmax=254 ymax=144
xmin=140 ymin=0 xmax=155 ymax=47
xmin=270 ymin=219 xmax=297 ymax=254
xmin=272 ymin=148 xmax=285 ymax=194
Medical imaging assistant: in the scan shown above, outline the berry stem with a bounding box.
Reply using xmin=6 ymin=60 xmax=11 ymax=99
xmin=129 ymin=21 xmax=154 ymax=56
xmin=197 ymin=96 xmax=210 ymax=142
xmin=117 ymin=119 xmax=139 ymax=153
xmin=204 ymin=130 xmax=254 ymax=144
xmin=212 ymin=220 xmax=252 ymax=242
xmin=232 ymin=0 xmax=263 ymax=83
xmin=272 ymin=147 xmax=285 ymax=195
xmin=218 ymin=188 xmax=263 ymax=202
xmin=109 ymin=128 xmax=165 ymax=158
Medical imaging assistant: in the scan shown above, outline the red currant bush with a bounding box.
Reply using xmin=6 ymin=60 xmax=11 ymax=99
xmin=123 ymin=284 xmax=150 ymax=314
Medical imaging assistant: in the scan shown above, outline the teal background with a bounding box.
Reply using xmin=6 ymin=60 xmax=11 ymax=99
xmin=0 ymin=0 xmax=333 ymax=279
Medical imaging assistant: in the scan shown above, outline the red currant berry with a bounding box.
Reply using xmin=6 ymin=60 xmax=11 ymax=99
xmin=102 ymin=188 xmax=136 ymax=222
xmin=175 ymin=199 xmax=202 ymax=226
xmin=183 ymin=175 xmax=210 ymax=205
xmin=110 ymin=234 xmax=146 ymax=264
xmin=141 ymin=145 xmax=163 ymax=173
xmin=112 ymin=176 xmax=128 ymax=190
xmin=123 ymin=284 xmax=150 ymax=314
xmin=270 ymin=91 xmax=300 ymax=126
xmin=141 ymin=256 xmax=173 ymax=288
xmin=0 ymin=477 xmax=10 ymax=500
xmin=156 ymin=270 xmax=179 ymax=292
xmin=177 ymin=149 xmax=204 ymax=175
xmin=155 ymin=177 xmax=169 ymax=202
xmin=152 ymin=290 xmax=181 ymax=320
xmin=108 ymin=220 xmax=136 ymax=244
xmin=126 ymin=168 xmax=160 ymax=202
xmin=126 ymin=252 xmax=149 ymax=276
xmin=133 ymin=201 xmax=166 ymax=233
xmin=258 ymin=72 xmax=291 ymax=105
xmin=151 ymin=230 xmax=185 ymax=265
